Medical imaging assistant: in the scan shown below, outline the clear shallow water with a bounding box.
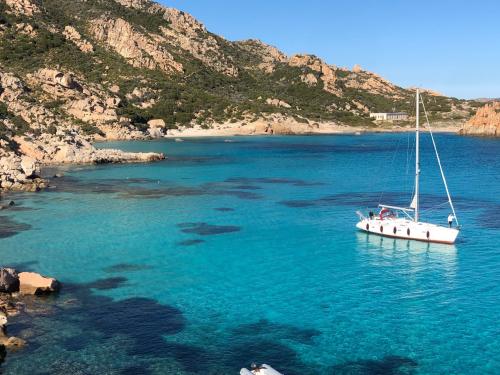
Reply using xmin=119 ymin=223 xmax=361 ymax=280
xmin=0 ymin=134 xmax=499 ymax=374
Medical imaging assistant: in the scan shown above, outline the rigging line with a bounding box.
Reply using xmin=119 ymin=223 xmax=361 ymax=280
xmin=420 ymin=96 xmax=460 ymax=226
xmin=419 ymin=201 xmax=450 ymax=213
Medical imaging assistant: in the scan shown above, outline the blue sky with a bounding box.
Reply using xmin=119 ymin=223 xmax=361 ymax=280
xmin=161 ymin=0 xmax=499 ymax=99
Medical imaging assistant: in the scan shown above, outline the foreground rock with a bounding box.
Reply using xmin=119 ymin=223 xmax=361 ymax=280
xmin=0 ymin=269 xmax=19 ymax=294
xmin=0 ymin=268 xmax=59 ymax=357
xmin=461 ymin=101 xmax=500 ymax=136
xmin=18 ymin=272 xmax=60 ymax=295
xmin=0 ymin=150 xmax=47 ymax=192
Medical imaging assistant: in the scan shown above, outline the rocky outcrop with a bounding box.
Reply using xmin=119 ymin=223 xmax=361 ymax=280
xmin=5 ymin=0 xmax=40 ymax=17
xmin=0 ymin=268 xmax=59 ymax=357
xmin=63 ymin=26 xmax=94 ymax=53
xmin=266 ymin=98 xmax=291 ymax=108
xmin=0 ymin=150 xmax=47 ymax=192
xmin=66 ymin=97 xmax=118 ymax=123
xmin=14 ymin=135 xmax=164 ymax=164
xmin=153 ymin=6 xmax=238 ymax=76
xmin=0 ymin=269 xmax=19 ymax=294
xmin=15 ymin=23 xmax=37 ymax=37
xmin=18 ymin=272 xmax=60 ymax=295
xmin=288 ymin=54 xmax=338 ymax=94
xmin=461 ymin=102 xmax=500 ymax=136
xmin=114 ymin=0 xmax=150 ymax=9
xmin=91 ymin=17 xmax=183 ymax=74
xmin=235 ymin=39 xmax=287 ymax=73
xmin=341 ymin=70 xmax=401 ymax=98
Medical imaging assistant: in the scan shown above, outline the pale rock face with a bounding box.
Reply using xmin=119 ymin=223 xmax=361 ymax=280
xmin=126 ymin=87 xmax=157 ymax=109
xmin=91 ymin=17 xmax=183 ymax=74
xmin=148 ymin=119 xmax=166 ymax=128
xmin=235 ymin=39 xmax=287 ymax=73
xmin=114 ymin=0 xmax=150 ymax=9
xmin=63 ymin=26 xmax=94 ymax=53
xmin=288 ymin=54 xmax=338 ymax=94
xmin=154 ymin=6 xmax=207 ymax=36
xmin=300 ymin=73 xmax=318 ymax=86
xmin=0 ymin=150 xmax=46 ymax=192
xmin=15 ymin=23 xmax=37 ymax=37
xmin=18 ymin=272 xmax=60 ymax=295
xmin=266 ymin=98 xmax=291 ymax=109
xmin=65 ymin=97 xmax=118 ymax=123
xmin=341 ymin=71 xmax=400 ymax=97
xmin=34 ymin=68 xmax=78 ymax=90
xmin=13 ymin=134 xmax=164 ymax=166
xmin=109 ymin=85 xmax=120 ymax=94
xmin=5 ymin=0 xmax=40 ymax=17
xmin=462 ymin=102 xmax=500 ymax=136
xmin=146 ymin=4 xmax=239 ymax=76
xmin=352 ymin=64 xmax=362 ymax=73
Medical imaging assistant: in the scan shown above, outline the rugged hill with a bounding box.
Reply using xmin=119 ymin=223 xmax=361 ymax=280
xmin=460 ymin=101 xmax=500 ymax=137
xmin=0 ymin=0 xmax=480 ymax=190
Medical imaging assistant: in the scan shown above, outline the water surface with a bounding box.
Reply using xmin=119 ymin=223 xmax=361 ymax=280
xmin=0 ymin=134 xmax=499 ymax=374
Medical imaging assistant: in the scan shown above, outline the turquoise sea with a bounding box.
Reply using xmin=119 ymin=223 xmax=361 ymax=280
xmin=0 ymin=134 xmax=499 ymax=374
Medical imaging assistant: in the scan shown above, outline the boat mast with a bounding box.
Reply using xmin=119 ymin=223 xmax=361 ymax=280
xmin=415 ymin=89 xmax=420 ymax=222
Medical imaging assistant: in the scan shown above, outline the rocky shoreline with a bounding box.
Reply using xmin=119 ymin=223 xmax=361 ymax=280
xmin=165 ymin=117 xmax=464 ymax=137
xmin=0 ymin=146 xmax=165 ymax=192
xmin=0 ymin=268 xmax=59 ymax=363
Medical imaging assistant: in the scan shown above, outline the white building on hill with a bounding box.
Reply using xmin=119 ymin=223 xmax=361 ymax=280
xmin=370 ymin=112 xmax=408 ymax=121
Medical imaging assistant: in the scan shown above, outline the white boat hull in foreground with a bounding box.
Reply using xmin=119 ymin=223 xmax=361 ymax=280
xmin=356 ymin=217 xmax=459 ymax=244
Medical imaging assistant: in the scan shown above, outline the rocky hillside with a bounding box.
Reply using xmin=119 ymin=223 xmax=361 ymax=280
xmin=461 ymin=101 xmax=500 ymax=137
xmin=0 ymin=0 xmax=480 ymax=190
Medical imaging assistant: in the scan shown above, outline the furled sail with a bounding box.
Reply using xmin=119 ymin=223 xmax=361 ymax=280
xmin=410 ymin=194 xmax=417 ymax=209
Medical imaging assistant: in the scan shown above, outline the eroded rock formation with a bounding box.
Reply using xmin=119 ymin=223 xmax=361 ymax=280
xmin=91 ymin=17 xmax=183 ymax=74
xmin=461 ymin=101 xmax=500 ymax=136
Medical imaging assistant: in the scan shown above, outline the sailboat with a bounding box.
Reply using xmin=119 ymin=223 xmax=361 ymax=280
xmin=356 ymin=89 xmax=460 ymax=244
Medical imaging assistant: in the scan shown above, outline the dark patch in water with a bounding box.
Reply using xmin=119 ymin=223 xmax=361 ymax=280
xmin=214 ymin=207 xmax=235 ymax=212
xmin=119 ymin=365 xmax=152 ymax=375
xmin=231 ymin=319 xmax=320 ymax=345
xmin=477 ymin=205 xmax=500 ymax=229
xmin=48 ymin=175 xmax=263 ymax=201
xmin=61 ymin=335 xmax=88 ymax=352
xmin=177 ymin=222 xmax=241 ymax=236
xmin=4 ymin=277 xmax=193 ymax=373
xmin=103 ymin=263 xmax=153 ymax=273
xmin=86 ymin=277 xmax=127 ymax=290
xmin=0 ymin=274 xmax=317 ymax=374
xmin=177 ymin=239 xmax=205 ymax=246
xmin=0 ymin=216 xmax=32 ymax=238
xmin=329 ymin=355 xmax=418 ymax=375
xmin=231 ymin=185 xmax=262 ymax=190
xmin=166 ymin=155 xmax=233 ymax=165
xmin=226 ymin=177 xmax=323 ymax=187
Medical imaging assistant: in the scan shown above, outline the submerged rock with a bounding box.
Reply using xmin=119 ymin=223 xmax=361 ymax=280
xmin=19 ymin=272 xmax=60 ymax=295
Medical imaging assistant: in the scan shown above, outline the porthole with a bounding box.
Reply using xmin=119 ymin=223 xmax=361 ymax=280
xmin=366 ymin=223 xmax=369 ymax=230
xmin=393 ymin=227 xmax=397 ymax=234
xmin=407 ymin=228 xmax=411 ymax=236
xmin=380 ymin=226 xmax=384 ymax=233
xmin=426 ymin=231 xmax=430 ymax=239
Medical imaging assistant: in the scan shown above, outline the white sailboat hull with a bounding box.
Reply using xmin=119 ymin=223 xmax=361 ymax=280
xmin=356 ymin=217 xmax=459 ymax=244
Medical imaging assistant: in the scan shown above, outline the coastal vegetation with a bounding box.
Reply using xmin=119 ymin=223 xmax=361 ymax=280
xmin=0 ymin=0 xmax=484 ymax=192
